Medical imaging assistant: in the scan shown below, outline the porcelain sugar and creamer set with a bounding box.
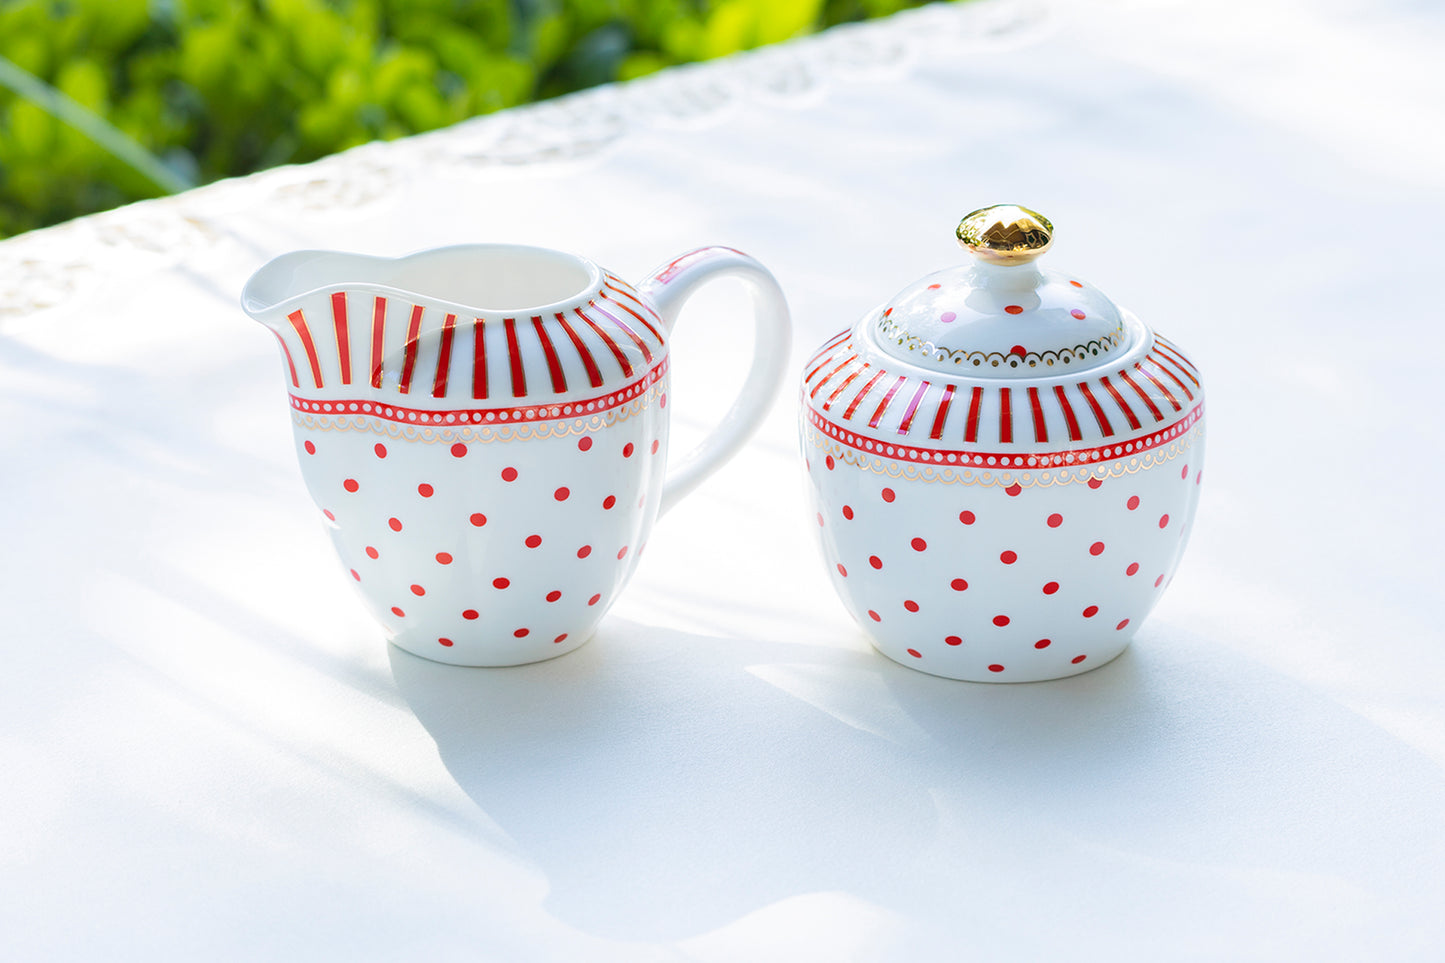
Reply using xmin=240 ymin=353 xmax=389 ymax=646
xmin=242 ymin=205 xmax=1204 ymax=682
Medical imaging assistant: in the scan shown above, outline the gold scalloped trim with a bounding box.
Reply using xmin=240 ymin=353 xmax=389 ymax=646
xmin=804 ymin=421 xmax=1203 ymax=488
xmin=294 ymin=378 xmax=664 ymax=441
xmin=875 ymin=315 xmax=1126 ymax=370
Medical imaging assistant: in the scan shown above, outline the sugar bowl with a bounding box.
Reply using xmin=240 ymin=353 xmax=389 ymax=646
xmin=800 ymin=205 xmax=1205 ymax=681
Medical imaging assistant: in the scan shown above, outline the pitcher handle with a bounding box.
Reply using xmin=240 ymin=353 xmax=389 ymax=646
xmin=636 ymin=246 xmax=792 ymax=517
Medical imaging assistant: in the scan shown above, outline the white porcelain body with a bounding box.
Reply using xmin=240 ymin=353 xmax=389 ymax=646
xmin=801 ymin=304 xmax=1205 ymax=682
xmin=244 ymin=244 xmax=790 ymax=666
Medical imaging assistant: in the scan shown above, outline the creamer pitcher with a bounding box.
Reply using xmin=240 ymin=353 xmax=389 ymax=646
xmin=243 ymin=243 xmax=791 ymax=666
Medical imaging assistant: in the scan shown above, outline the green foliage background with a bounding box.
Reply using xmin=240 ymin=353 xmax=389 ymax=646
xmin=0 ymin=0 xmax=939 ymax=237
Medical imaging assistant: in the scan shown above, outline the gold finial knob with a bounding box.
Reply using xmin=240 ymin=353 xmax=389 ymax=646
xmin=956 ymin=205 xmax=1053 ymax=265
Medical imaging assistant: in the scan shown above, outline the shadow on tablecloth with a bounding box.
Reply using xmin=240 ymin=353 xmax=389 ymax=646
xmin=389 ymin=617 xmax=1445 ymax=947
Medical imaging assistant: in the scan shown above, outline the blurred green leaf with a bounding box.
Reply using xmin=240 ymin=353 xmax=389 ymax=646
xmin=0 ymin=0 xmax=959 ymax=237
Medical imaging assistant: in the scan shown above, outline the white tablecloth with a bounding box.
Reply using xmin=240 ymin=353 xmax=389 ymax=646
xmin=4 ymin=0 xmax=1444 ymax=958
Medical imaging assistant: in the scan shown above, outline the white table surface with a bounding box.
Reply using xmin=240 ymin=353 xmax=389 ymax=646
xmin=4 ymin=0 xmax=1445 ymax=958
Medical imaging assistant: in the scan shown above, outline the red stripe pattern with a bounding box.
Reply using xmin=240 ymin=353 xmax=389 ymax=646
xmin=331 ymin=292 xmax=351 ymax=385
xmin=398 ymin=304 xmax=424 ymax=394
xmin=273 ymin=277 xmax=666 ymax=406
xmin=802 ymin=330 xmax=1202 ymax=450
xmin=807 ymin=401 xmax=1203 ymax=470
xmin=287 ymin=309 xmax=324 ymax=388
xmin=432 ymin=313 xmax=456 ymax=398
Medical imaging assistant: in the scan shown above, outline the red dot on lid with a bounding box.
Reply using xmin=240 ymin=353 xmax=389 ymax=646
xmin=603 ymin=495 xmax=616 ymax=509
xmin=993 ymin=615 xmax=1010 ymax=627
xmin=842 ymin=505 xmax=854 ymax=520
xmin=492 ymin=577 xmax=509 ymax=589
xmin=1117 ymin=619 xmax=1130 ymax=630
xmin=837 ymin=563 xmax=848 ymax=577
xmin=501 ymin=467 xmax=518 ymax=482
xmin=450 ymin=443 xmax=467 ymax=458
xmin=1126 ymin=562 xmax=1140 ymax=576
xmin=554 ymin=633 xmax=568 ymax=644
xmin=1047 ymin=513 xmax=1063 ymax=527
xmin=907 ymin=648 xmax=922 ymax=658
xmin=1043 ymin=581 xmax=1059 ymax=594
xmin=365 ymin=546 xmax=379 ymax=559
xmin=1155 ymin=574 xmax=1165 ymax=587
xmin=389 ymin=517 xmax=403 ymax=532
xmin=577 ymin=545 xmax=592 ymax=558
xmin=1127 ymin=495 xmax=1140 ymax=510
xmin=1004 ymin=305 xmax=1023 ymax=315
xmin=1071 ymin=309 xmax=1086 ymax=320
xmin=469 ymin=512 xmax=487 ymax=527
xmin=882 ymin=488 xmax=896 ymax=502
xmin=343 ymin=479 xmax=359 ymax=492
xmin=418 ymin=483 xmax=434 ymax=497
xmin=391 ymin=606 xmax=405 ymax=617
xmin=1083 ymin=605 xmax=1099 ymax=618
xmin=513 ymin=628 xmax=529 ymax=638
xmin=816 ymin=513 xmax=825 ymax=527
xmin=927 ymin=283 xmax=941 ymax=290
xmin=945 ymin=635 xmax=963 ymax=646
xmin=410 ymin=584 xmax=425 ymax=596
xmin=462 ymin=609 xmax=479 ymax=620
xmin=525 ymin=534 xmax=542 ymax=548
xmin=554 ymin=487 xmax=570 ymax=501
xmin=589 ymin=594 xmax=602 ymax=605
xmin=960 ymin=510 xmax=976 ymax=525
xmin=1035 ymin=639 xmax=1051 ymax=649
xmin=869 ymin=555 xmax=883 ymax=569
xmin=1159 ymin=514 xmax=1170 ymax=528
xmin=1070 ymin=280 xmax=1084 ymax=288
xmin=951 ymin=578 xmax=968 ymax=591
xmin=438 ymin=637 xmax=453 ymax=647
xmin=1000 ymin=550 xmax=1017 ymax=564
xmin=435 ymin=552 xmax=452 ymax=565
xmin=349 ymin=569 xmax=360 ymax=581
xmin=911 ymin=537 xmax=927 ymax=551
xmin=617 ymin=546 xmax=629 ymax=560
xmin=868 ymin=610 xmax=881 ymax=622
xmin=623 ymin=443 xmax=635 ymax=458
xmin=374 ymin=443 xmax=387 ymax=458
xmin=988 ymin=664 xmax=1005 ymax=672
xmin=1011 ymin=344 xmax=1027 ymax=357
xmin=650 ymin=439 xmax=659 ymax=455
xmin=323 ymin=509 xmax=335 ymax=521
xmin=1089 ymin=541 xmax=1105 ymax=556
xmin=546 ymin=590 xmax=561 ymax=602
xmin=904 ymin=600 xmax=920 ymax=612
xmin=304 ymin=440 xmax=316 ymax=454
xmin=1071 ymin=655 xmax=1087 ymax=664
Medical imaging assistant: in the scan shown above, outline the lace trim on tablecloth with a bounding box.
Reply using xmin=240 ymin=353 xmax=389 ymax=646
xmin=0 ymin=0 xmax=1048 ymax=322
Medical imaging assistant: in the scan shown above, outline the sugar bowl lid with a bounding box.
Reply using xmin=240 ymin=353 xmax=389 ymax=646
xmin=873 ymin=205 xmax=1135 ymax=378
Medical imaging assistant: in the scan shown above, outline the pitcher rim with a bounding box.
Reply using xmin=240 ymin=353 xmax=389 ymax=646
xmin=241 ymin=243 xmax=606 ymax=320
